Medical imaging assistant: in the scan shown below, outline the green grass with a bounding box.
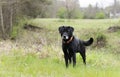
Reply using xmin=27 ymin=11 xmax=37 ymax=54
xmin=28 ymin=18 xmax=120 ymax=30
xmin=0 ymin=50 xmax=119 ymax=77
xmin=0 ymin=18 xmax=120 ymax=77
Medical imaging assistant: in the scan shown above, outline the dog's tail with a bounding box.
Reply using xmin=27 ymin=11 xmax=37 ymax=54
xmin=83 ymin=38 xmax=93 ymax=46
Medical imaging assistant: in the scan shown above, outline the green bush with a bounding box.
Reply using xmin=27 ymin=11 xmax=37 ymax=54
xmin=10 ymin=18 xmax=28 ymax=40
xmin=57 ymin=7 xmax=67 ymax=19
xmin=95 ymin=12 xmax=106 ymax=19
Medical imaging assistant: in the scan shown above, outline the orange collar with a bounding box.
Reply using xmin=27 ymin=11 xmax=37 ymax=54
xmin=63 ymin=36 xmax=73 ymax=44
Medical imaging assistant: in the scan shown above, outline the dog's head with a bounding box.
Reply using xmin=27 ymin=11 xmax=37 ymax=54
xmin=58 ymin=26 xmax=74 ymax=41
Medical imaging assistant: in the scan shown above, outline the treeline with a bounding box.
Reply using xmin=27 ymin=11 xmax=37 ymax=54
xmin=50 ymin=0 xmax=120 ymax=19
xmin=0 ymin=0 xmax=51 ymax=39
xmin=0 ymin=0 xmax=120 ymax=39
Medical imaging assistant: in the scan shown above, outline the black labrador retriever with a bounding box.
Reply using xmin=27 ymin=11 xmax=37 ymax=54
xmin=58 ymin=26 xmax=93 ymax=67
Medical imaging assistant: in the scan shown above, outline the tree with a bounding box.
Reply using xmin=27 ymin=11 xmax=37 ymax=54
xmin=65 ymin=0 xmax=81 ymax=19
xmin=0 ymin=0 xmax=52 ymax=39
xmin=57 ymin=7 xmax=67 ymax=18
xmin=20 ymin=0 xmax=52 ymax=18
xmin=0 ymin=0 xmax=18 ymax=39
xmin=0 ymin=4 xmax=5 ymax=39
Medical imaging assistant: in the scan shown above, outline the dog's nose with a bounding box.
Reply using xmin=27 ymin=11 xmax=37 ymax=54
xmin=63 ymin=35 xmax=68 ymax=39
xmin=63 ymin=35 xmax=66 ymax=38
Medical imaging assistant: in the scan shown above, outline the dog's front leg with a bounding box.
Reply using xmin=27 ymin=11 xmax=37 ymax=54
xmin=68 ymin=52 xmax=72 ymax=64
xmin=62 ymin=48 xmax=69 ymax=67
xmin=64 ymin=53 xmax=69 ymax=67
xmin=73 ymin=53 xmax=76 ymax=67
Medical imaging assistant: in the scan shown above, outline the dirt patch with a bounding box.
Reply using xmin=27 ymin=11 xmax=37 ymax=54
xmin=108 ymin=26 xmax=120 ymax=32
xmin=96 ymin=36 xmax=106 ymax=48
xmin=93 ymin=33 xmax=107 ymax=48
xmin=23 ymin=24 xmax=43 ymax=31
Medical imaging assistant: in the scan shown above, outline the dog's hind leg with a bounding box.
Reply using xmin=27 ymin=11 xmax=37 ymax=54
xmin=80 ymin=48 xmax=86 ymax=65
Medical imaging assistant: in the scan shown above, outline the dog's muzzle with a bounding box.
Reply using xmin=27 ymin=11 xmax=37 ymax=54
xmin=62 ymin=35 xmax=69 ymax=40
xmin=62 ymin=33 xmax=69 ymax=40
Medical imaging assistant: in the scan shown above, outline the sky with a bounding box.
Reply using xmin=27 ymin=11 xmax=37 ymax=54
xmin=79 ymin=0 xmax=117 ymax=8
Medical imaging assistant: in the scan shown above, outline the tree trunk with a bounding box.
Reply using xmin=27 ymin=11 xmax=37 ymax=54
xmin=10 ymin=6 xmax=13 ymax=35
xmin=0 ymin=5 xmax=5 ymax=39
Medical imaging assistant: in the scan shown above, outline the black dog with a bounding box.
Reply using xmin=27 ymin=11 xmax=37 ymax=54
xmin=58 ymin=26 xmax=93 ymax=67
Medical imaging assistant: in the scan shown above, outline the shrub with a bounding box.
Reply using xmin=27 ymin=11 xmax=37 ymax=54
xmin=57 ymin=7 xmax=67 ymax=19
xmin=95 ymin=12 xmax=106 ymax=19
xmin=94 ymin=33 xmax=107 ymax=48
xmin=10 ymin=18 xmax=28 ymax=40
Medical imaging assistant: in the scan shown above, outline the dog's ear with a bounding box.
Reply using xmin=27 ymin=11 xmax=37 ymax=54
xmin=58 ymin=26 xmax=64 ymax=33
xmin=71 ymin=27 xmax=74 ymax=32
xmin=68 ymin=26 xmax=74 ymax=32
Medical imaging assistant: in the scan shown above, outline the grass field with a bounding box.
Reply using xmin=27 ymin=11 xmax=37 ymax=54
xmin=0 ymin=19 xmax=120 ymax=77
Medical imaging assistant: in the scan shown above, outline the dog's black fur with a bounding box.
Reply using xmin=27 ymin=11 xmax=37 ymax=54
xmin=58 ymin=26 xmax=93 ymax=67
